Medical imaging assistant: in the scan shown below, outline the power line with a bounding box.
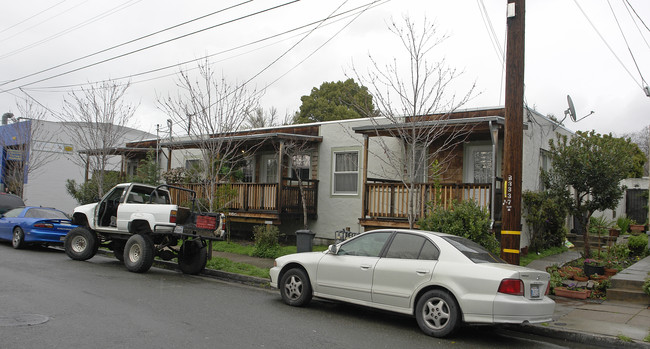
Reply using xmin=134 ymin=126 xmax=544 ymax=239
xmin=607 ymin=0 xmax=646 ymax=87
xmin=0 ymin=0 xmax=143 ymax=61
xmin=21 ymin=1 xmax=377 ymax=93
xmin=573 ymin=0 xmax=643 ymax=89
xmin=0 ymin=0 xmax=67 ymax=36
xmin=0 ymin=0 xmax=300 ymax=94
xmin=0 ymin=0 xmax=251 ymax=83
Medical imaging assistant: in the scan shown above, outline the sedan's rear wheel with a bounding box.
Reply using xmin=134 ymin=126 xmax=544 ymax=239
xmin=415 ymin=289 xmax=461 ymax=338
xmin=280 ymin=268 xmax=312 ymax=307
xmin=12 ymin=227 xmax=26 ymax=249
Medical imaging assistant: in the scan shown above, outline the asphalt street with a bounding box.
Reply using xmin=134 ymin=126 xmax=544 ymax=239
xmin=0 ymin=243 xmax=600 ymax=349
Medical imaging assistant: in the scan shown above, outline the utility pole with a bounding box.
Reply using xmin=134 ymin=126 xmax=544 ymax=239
xmin=167 ymin=119 xmax=173 ymax=172
xmin=501 ymin=0 xmax=525 ymax=265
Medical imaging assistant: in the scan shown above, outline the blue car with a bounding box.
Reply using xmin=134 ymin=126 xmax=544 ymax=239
xmin=0 ymin=206 xmax=77 ymax=249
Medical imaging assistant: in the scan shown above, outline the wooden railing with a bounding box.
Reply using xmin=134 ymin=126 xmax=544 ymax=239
xmin=168 ymin=180 xmax=318 ymax=215
xmin=364 ymin=180 xmax=496 ymax=220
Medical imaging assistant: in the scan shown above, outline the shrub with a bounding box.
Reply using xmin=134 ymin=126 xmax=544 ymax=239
xmin=628 ymin=234 xmax=649 ymax=256
xmin=643 ymin=278 xmax=650 ymax=296
xmin=252 ymin=224 xmax=281 ymax=258
xmin=418 ymin=200 xmax=499 ymax=254
xmin=522 ymin=190 xmax=567 ymax=252
xmin=616 ymin=215 xmax=633 ymax=234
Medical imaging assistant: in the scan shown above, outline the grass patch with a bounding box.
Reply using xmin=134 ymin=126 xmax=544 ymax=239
xmin=617 ymin=334 xmax=633 ymax=342
xmin=210 ymin=240 xmax=327 ymax=258
xmin=520 ymin=246 xmax=568 ymax=267
xmin=206 ymin=257 xmax=270 ymax=279
xmin=644 ymin=334 xmax=650 ymax=342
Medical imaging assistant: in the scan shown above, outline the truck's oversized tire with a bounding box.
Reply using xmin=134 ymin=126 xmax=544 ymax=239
xmin=65 ymin=227 xmax=99 ymax=261
xmin=110 ymin=240 xmax=126 ymax=262
xmin=178 ymin=239 xmax=207 ymax=275
xmin=124 ymin=234 xmax=155 ymax=273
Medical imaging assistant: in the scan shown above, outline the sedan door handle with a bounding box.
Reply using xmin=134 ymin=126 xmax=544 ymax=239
xmin=360 ymin=264 xmax=372 ymax=270
xmin=416 ymin=270 xmax=430 ymax=276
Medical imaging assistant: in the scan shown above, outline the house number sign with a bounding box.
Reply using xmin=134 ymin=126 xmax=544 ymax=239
xmin=503 ymin=174 xmax=513 ymax=212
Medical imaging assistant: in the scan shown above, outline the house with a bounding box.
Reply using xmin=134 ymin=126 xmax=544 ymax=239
xmin=0 ymin=118 xmax=155 ymax=213
xmin=122 ymin=106 xmax=572 ymax=250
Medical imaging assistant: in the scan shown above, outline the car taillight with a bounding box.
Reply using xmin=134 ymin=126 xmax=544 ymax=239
xmin=498 ymin=279 xmax=524 ymax=296
xmin=170 ymin=210 xmax=177 ymax=223
xmin=221 ymin=214 xmax=226 ymax=231
xmin=34 ymin=223 xmax=54 ymax=228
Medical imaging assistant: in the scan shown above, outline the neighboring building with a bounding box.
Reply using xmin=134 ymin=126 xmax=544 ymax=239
xmin=594 ymin=177 xmax=649 ymax=225
xmin=0 ymin=118 xmax=154 ymax=213
xmin=123 ymin=106 xmax=572 ymax=250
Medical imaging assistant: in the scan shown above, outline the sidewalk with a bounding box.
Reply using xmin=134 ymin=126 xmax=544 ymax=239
xmin=523 ymin=252 xmax=650 ymax=348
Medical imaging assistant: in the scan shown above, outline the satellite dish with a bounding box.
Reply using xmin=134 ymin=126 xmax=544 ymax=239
xmin=565 ymin=95 xmax=577 ymax=122
xmin=561 ymin=94 xmax=594 ymax=123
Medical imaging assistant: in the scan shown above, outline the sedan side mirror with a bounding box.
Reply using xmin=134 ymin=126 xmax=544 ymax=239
xmin=328 ymin=244 xmax=339 ymax=255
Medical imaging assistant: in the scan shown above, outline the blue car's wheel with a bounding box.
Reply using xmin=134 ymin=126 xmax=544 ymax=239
xmin=12 ymin=227 xmax=25 ymax=249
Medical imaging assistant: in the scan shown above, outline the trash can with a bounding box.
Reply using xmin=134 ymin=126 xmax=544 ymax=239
xmin=296 ymin=229 xmax=315 ymax=253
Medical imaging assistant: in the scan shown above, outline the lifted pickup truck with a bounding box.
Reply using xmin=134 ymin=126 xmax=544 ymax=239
xmin=66 ymin=183 xmax=226 ymax=274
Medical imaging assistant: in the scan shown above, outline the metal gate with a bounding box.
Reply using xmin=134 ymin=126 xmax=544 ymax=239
xmin=626 ymin=189 xmax=648 ymax=224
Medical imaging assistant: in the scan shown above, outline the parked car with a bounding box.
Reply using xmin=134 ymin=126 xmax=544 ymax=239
xmin=270 ymin=229 xmax=555 ymax=338
xmin=0 ymin=206 xmax=77 ymax=249
xmin=0 ymin=192 xmax=25 ymax=214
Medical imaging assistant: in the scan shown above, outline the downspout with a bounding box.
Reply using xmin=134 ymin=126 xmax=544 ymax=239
xmin=489 ymin=121 xmax=499 ymax=229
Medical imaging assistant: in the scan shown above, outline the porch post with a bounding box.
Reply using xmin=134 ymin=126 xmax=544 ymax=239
xmin=277 ymin=140 xmax=284 ymax=214
xmin=361 ymin=134 xmax=369 ymax=220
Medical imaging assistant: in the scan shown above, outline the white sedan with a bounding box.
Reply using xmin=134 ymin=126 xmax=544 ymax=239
xmin=270 ymin=229 xmax=554 ymax=338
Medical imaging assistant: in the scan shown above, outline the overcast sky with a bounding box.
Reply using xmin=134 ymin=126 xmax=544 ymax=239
xmin=2 ymin=0 xmax=649 ymax=138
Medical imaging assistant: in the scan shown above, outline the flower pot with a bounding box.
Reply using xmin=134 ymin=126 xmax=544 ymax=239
xmin=573 ymin=275 xmax=589 ymax=282
xmin=630 ymin=224 xmax=645 ymax=235
xmin=608 ymin=228 xmax=620 ymax=237
xmin=604 ymin=268 xmax=617 ymax=277
xmin=554 ymin=287 xmax=591 ymax=300
xmin=590 ymin=275 xmax=608 ymax=282
xmin=584 ymin=264 xmax=605 ymax=276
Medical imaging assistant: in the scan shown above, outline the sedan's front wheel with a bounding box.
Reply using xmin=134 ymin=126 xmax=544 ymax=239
xmin=280 ymin=268 xmax=312 ymax=307
xmin=415 ymin=289 xmax=461 ymax=338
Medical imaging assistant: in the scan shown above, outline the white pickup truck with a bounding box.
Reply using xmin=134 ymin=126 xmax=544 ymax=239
xmin=65 ymin=183 xmax=226 ymax=274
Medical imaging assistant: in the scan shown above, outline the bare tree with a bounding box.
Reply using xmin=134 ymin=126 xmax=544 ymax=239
xmin=352 ymin=17 xmax=476 ymax=228
xmin=246 ymin=107 xmax=279 ymax=129
xmin=0 ymin=100 xmax=58 ymax=197
xmin=158 ymin=59 xmax=260 ymax=211
xmin=59 ymin=81 xmax=138 ymax=198
xmin=276 ymin=139 xmax=317 ymax=229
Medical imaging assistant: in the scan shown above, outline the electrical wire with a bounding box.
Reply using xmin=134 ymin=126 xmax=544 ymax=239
xmin=624 ymin=0 xmax=650 ymax=32
xmin=607 ymin=0 xmax=647 ymax=87
xmin=1 ymin=1 xmax=298 ymax=93
xmin=0 ymin=0 xmax=143 ymax=61
xmin=623 ymin=0 xmax=650 ymax=51
xmin=0 ymin=0 xmax=67 ymax=36
xmin=573 ymin=0 xmax=643 ymax=89
xmin=0 ymin=0 xmax=252 ymax=84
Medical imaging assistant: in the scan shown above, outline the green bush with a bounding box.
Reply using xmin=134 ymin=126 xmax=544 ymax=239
xmin=628 ymin=234 xmax=649 ymax=256
xmin=643 ymin=278 xmax=650 ymax=296
xmin=616 ymin=215 xmax=633 ymax=234
xmin=418 ymin=200 xmax=499 ymax=254
xmin=522 ymin=190 xmax=567 ymax=252
xmin=252 ymin=224 xmax=281 ymax=258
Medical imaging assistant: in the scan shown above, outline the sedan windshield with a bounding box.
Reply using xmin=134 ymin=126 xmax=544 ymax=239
xmin=442 ymin=236 xmax=505 ymax=264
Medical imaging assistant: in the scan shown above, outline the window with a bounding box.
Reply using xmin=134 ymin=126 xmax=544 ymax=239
xmin=333 ymin=151 xmax=359 ymax=194
xmin=291 ymin=154 xmax=310 ymax=181
xmin=242 ymin=157 xmax=254 ymax=183
xmin=443 ymin=236 xmax=504 ymax=264
xmin=539 ymin=149 xmax=550 ymax=190
xmin=464 ymin=144 xmax=495 ymax=184
xmin=338 ymin=232 xmax=391 ymax=257
xmin=409 ymin=143 xmax=427 ymax=183
xmin=185 ymin=159 xmax=201 ymax=170
xmin=385 ymin=233 xmax=440 ymax=260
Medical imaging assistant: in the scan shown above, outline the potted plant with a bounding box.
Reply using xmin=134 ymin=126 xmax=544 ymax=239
xmin=572 ymin=269 xmax=589 ymax=282
xmin=630 ymin=220 xmax=645 ymax=235
xmin=616 ymin=216 xmax=632 ymax=235
xmin=554 ymin=283 xmax=591 ymax=299
xmin=584 ymin=258 xmax=605 ymax=276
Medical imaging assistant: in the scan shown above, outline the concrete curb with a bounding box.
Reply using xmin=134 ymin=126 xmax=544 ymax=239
xmin=506 ymin=324 xmax=650 ymax=349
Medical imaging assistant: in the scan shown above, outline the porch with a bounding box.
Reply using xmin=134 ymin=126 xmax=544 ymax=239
xmin=360 ymin=178 xmax=502 ymax=229
xmin=167 ymin=178 xmax=318 ymax=224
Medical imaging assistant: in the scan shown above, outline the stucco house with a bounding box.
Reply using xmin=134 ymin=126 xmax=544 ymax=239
xmin=120 ymin=106 xmax=572 ymax=250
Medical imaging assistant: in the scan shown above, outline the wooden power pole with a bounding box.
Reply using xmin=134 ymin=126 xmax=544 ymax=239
xmin=501 ymin=0 xmax=525 ymax=265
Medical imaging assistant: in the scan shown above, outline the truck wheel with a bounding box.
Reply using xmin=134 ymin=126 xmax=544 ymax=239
xmin=110 ymin=240 xmax=126 ymax=262
xmin=124 ymin=234 xmax=154 ymax=273
xmin=178 ymin=239 xmax=207 ymax=275
xmin=65 ymin=227 xmax=98 ymax=261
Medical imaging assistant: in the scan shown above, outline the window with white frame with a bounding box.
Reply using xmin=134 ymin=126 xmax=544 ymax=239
xmin=242 ymin=157 xmax=254 ymax=183
xmin=333 ymin=151 xmax=359 ymax=194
